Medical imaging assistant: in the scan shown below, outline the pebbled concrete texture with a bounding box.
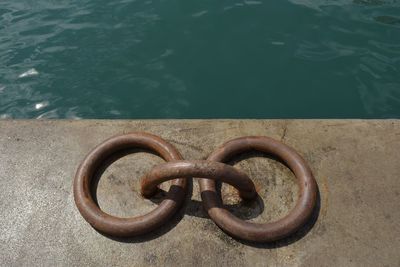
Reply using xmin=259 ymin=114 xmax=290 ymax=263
xmin=0 ymin=120 xmax=399 ymax=266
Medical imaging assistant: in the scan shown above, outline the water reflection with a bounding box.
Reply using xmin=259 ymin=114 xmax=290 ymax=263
xmin=0 ymin=0 xmax=399 ymax=118
xmin=374 ymin=15 xmax=400 ymax=26
xmin=34 ymin=101 xmax=48 ymax=110
xmin=289 ymin=0 xmax=394 ymax=10
xmin=18 ymin=68 xmax=39 ymax=78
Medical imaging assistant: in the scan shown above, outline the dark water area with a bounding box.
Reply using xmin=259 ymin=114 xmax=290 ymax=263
xmin=1 ymin=0 xmax=399 ymax=119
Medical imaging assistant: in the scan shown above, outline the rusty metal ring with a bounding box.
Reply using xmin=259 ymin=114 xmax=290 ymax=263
xmin=198 ymin=136 xmax=317 ymax=242
xmin=140 ymin=160 xmax=257 ymax=200
xmin=73 ymin=132 xmax=187 ymax=237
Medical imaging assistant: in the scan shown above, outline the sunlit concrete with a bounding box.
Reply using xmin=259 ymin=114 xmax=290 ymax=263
xmin=0 ymin=120 xmax=399 ymax=266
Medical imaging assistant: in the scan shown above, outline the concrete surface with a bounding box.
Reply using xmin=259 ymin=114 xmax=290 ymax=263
xmin=0 ymin=120 xmax=399 ymax=266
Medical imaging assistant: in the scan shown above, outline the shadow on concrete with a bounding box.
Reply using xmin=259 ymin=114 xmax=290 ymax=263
xmin=231 ymin=187 xmax=321 ymax=249
xmin=218 ymin=151 xmax=321 ymax=248
xmin=89 ymin=149 xmax=320 ymax=247
xmin=150 ymin=192 xmax=264 ymax=220
xmin=90 ymin=148 xmax=191 ymax=243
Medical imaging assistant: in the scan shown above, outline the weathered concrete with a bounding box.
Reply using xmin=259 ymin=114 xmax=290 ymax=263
xmin=0 ymin=120 xmax=399 ymax=266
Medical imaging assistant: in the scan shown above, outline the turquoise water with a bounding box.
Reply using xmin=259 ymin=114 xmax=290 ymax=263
xmin=1 ymin=0 xmax=400 ymax=119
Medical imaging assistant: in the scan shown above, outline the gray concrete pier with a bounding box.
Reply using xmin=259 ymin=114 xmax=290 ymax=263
xmin=0 ymin=120 xmax=399 ymax=266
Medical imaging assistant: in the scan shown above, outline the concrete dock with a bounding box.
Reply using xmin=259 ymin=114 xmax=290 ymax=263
xmin=0 ymin=120 xmax=399 ymax=266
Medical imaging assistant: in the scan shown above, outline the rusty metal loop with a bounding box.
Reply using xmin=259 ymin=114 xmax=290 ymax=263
xmin=140 ymin=160 xmax=257 ymax=200
xmin=73 ymin=132 xmax=187 ymax=237
xmin=74 ymin=132 xmax=318 ymax=243
xmin=198 ymin=136 xmax=317 ymax=242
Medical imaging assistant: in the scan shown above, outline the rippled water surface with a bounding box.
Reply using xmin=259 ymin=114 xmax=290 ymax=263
xmin=1 ymin=0 xmax=399 ymax=118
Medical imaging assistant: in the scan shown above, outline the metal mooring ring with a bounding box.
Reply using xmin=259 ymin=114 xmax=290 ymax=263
xmin=198 ymin=136 xmax=317 ymax=242
xmin=73 ymin=132 xmax=187 ymax=237
xmin=140 ymin=160 xmax=257 ymax=200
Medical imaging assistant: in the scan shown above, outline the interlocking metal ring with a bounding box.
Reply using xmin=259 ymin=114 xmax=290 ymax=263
xmin=73 ymin=132 xmax=187 ymax=237
xmin=198 ymin=136 xmax=317 ymax=242
xmin=141 ymin=160 xmax=257 ymax=200
xmin=74 ymin=132 xmax=317 ymax=243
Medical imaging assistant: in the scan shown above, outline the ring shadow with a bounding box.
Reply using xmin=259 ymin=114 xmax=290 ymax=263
xmin=149 ymin=187 xmax=265 ymax=220
xmin=217 ymin=151 xmax=321 ymax=248
xmin=232 ymin=187 xmax=321 ymax=249
xmin=89 ymin=148 xmax=193 ymax=243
